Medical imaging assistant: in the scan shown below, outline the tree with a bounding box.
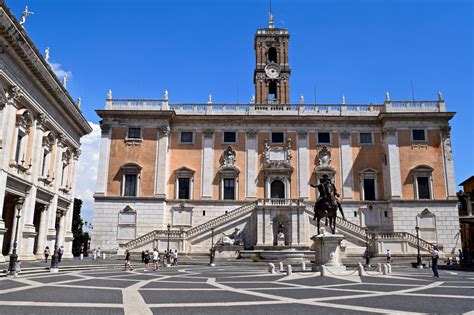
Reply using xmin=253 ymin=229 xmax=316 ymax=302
xmin=72 ymin=198 xmax=88 ymax=256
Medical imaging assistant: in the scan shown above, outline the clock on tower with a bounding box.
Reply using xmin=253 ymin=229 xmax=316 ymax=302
xmin=253 ymin=12 xmax=291 ymax=105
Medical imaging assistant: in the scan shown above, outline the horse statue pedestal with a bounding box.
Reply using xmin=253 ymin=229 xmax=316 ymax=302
xmin=311 ymin=231 xmax=346 ymax=273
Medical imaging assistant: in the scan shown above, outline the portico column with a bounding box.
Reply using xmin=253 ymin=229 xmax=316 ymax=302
xmin=339 ymin=130 xmax=354 ymax=200
xmin=441 ymin=127 xmax=457 ymax=199
xmin=155 ymin=126 xmax=170 ymax=198
xmin=245 ymin=130 xmax=258 ymax=199
xmin=46 ymin=195 xmax=58 ymax=249
xmin=95 ymin=123 xmax=111 ymax=196
xmin=63 ymin=149 xmax=79 ymax=259
xmin=201 ymin=130 xmax=214 ymax=199
xmin=383 ymin=127 xmax=402 ymax=199
xmin=297 ymin=130 xmax=309 ymax=199
xmin=35 ymin=203 xmax=49 ymax=256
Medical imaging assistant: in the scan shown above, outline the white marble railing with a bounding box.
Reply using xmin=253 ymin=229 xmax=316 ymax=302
xmin=376 ymin=232 xmax=434 ymax=251
xmin=105 ymin=100 xmax=445 ymax=115
xmin=258 ymin=198 xmax=303 ymax=206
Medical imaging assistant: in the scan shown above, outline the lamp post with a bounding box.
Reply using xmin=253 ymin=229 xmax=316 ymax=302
xmin=50 ymin=211 xmax=62 ymax=272
xmin=166 ymin=223 xmax=171 ymax=267
xmin=8 ymin=197 xmax=24 ymax=277
xmin=415 ymin=225 xmax=422 ymax=268
xmin=209 ymin=227 xmax=215 ymax=266
xmin=365 ymin=228 xmax=370 ymax=266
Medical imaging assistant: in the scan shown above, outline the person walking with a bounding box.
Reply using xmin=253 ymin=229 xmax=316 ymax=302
xmin=44 ymin=246 xmax=50 ymax=263
xmin=386 ymin=249 xmax=392 ymax=263
xmin=124 ymin=249 xmax=133 ymax=271
xmin=153 ymin=248 xmax=159 ymax=271
xmin=57 ymin=246 xmax=63 ymax=263
xmin=92 ymin=249 xmax=97 ymax=260
xmin=173 ymin=249 xmax=178 ymax=266
xmin=431 ymin=246 xmax=440 ymax=278
xmin=143 ymin=250 xmax=150 ymax=271
xmin=141 ymin=250 xmax=145 ymax=263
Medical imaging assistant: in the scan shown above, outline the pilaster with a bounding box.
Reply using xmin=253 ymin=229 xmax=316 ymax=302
xmin=95 ymin=123 xmax=111 ymax=196
xmin=155 ymin=125 xmax=170 ymax=198
xmin=384 ymin=127 xmax=402 ymax=199
xmin=339 ymin=130 xmax=354 ymax=200
xmin=201 ymin=130 xmax=214 ymax=199
xmin=297 ymin=130 xmax=309 ymax=199
xmin=245 ymin=130 xmax=258 ymax=199
xmin=440 ymin=127 xmax=457 ymax=199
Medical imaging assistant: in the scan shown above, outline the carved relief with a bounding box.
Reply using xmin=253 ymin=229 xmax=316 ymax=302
xmin=317 ymin=146 xmax=332 ymax=167
xmin=222 ymin=146 xmax=236 ymax=166
xmin=57 ymin=134 xmax=67 ymax=147
xmin=158 ymin=125 xmax=170 ymax=138
xmin=339 ymin=130 xmax=351 ymax=139
xmin=246 ymin=130 xmax=257 ymax=138
xmin=16 ymin=109 xmax=33 ymax=133
xmin=42 ymin=131 xmax=55 ymax=149
xmin=297 ymin=130 xmax=308 ymax=138
xmin=36 ymin=113 xmax=48 ymax=130
xmin=72 ymin=148 xmax=81 ymax=161
xmin=203 ymin=129 xmax=214 ymax=138
xmin=383 ymin=127 xmax=397 ymax=136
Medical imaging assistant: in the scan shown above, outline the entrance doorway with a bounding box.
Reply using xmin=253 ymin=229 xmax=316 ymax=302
xmin=2 ymin=194 xmax=16 ymax=256
xmin=271 ymin=180 xmax=285 ymax=198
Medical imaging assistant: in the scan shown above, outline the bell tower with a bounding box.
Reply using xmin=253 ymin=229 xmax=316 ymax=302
xmin=253 ymin=12 xmax=291 ymax=104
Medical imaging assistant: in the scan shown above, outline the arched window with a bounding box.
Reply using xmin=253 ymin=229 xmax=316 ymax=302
xmin=412 ymin=165 xmax=434 ymax=200
xmin=268 ymin=47 xmax=277 ymax=63
xmin=121 ymin=163 xmax=142 ymax=197
xmin=268 ymin=81 xmax=278 ymax=102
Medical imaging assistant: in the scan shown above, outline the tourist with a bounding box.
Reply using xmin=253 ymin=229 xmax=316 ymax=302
xmin=124 ymin=249 xmax=133 ymax=271
xmin=173 ymin=249 xmax=178 ymax=266
xmin=44 ymin=246 xmax=50 ymax=263
xmin=92 ymin=249 xmax=97 ymax=260
xmin=57 ymin=246 xmax=63 ymax=263
xmin=153 ymin=248 xmax=159 ymax=271
xmin=143 ymin=250 xmax=151 ymax=271
xmin=431 ymin=246 xmax=440 ymax=278
xmin=386 ymin=249 xmax=391 ymax=263
xmin=458 ymin=249 xmax=464 ymax=265
xmin=97 ymin=247 xmax=101 ymax=259
xmin=141 ymin=250 xmax=145 ymax=263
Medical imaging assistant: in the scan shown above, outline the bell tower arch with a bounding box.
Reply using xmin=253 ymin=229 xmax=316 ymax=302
xmin=253 ymin=12 xmax=291 ymax=104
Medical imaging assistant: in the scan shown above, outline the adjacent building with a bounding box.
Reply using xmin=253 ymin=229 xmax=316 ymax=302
xmin=0 ymin=3 xmax=92 ymax=261
xmin=458 ymin=176 xmax=474 ymax=256
xmin=92 ymin=15 xmax=460 ymax=257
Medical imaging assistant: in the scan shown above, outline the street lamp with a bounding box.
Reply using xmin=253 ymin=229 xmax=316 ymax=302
xmin=415 ymin=225 xmax=422 ymax=268
xmin=209 ymin=227 xmax=215 ymax=266
xmin=50 ymin=211 xmax=62 ymax=271
xmin=365 ymin=227 xmax=370 ymax=266
xmin=166 ymin=223 xmax=171 ymax=252
xmin=8 ymin=197 xmax=24 ymax=277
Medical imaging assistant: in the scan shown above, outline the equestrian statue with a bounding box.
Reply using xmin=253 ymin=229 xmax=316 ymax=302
xmin=311 ymin=174 xmax=345 ymax=234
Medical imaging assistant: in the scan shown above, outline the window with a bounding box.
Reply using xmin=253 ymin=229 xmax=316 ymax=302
xmin=268 ymin=81 xmax=278 ymax=102
xmin=121 ymin=163 xmax=142 ymax=197
xmin=178 ymin=178 xmax=190 ymax=199
xmin=271 ymin=132 xmax=284 ymax=143
xmin=318 ymin=132 xmax=331 ymax=144
xmin=360 ymin=132 xmax=373 ymax=144
xmin=268 ymin=47 xmax=277 ymax=63
xmin=412 ymin=129 xmax=426 ymax=142
xmin=127 ymin=127 xmax=141 ymax=139
xmin=180 ymin=131 xmax=193 ymax=143
xmin=417 ymin=177 xmax=430 ymax=199
xmin=124 ymin=174 xmax=138 ymax=196
xmin=412 ymin=165 xmax=433 ymax=200
xmin=363 ymin=178 xmax=376 ymax=201
xmin=223 ymin=178 xmax=235 ymax=200
xmin=223 ymin=131 xmax=236 ymax=143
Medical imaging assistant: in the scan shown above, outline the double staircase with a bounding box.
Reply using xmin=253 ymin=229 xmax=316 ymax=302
xmin=121 ymin=199 xmax=435 ymax=256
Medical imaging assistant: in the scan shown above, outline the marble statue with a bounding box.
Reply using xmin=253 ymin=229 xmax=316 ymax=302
xmin=223 ymin=146 xmax=236 ymax=166
xmin=62 ymin=74 xmax=68 ymax=88
xmin=208 ymin=94 xmax=212 ymax=104
xmin=19 ymin=6 xmax=34 ymax=26
xmin=250 ymin=95 xmax=255 ymax=104
xmin=300 ymin=94 xmax=304 ymax=104
xmin=385 ymin=91 xmax=390 ymax=102
xmin=77 ymin=97 xmax=81 ymax=108
xmin=438 ymin=91 xmax=443 ymax=100
xmin=341 ymin=95 xmax=346 ymax=104
xmin=44 ymin=47 xmax=50 ymax=62
xmin=164 ymin=89 xmax=168 ymax=100
xmin=311 ymin=174 xmax=345 ymax=234
xmin=107 ymin=89 xmax=112 ymax=99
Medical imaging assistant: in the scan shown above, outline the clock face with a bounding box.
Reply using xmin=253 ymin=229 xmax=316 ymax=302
xmin=265 ymin=64 xmax=280 ymax=79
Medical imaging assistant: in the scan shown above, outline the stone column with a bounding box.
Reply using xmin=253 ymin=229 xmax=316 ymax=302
xmin=384 ymin=127 xmax=402 ymax=199
xmin=63 ymin=149 xmax=79 ymax=259
xmin=339 ymin=130 xmax=354 ymax=200
xmin=35 ymin=203 xmax=49 ymax=257
xmin=245 ymin=130 xmax=258 ymax=199
xmin=201 ymin=130 xmax=214 ymax=199
xmin=291 ymin=207 xmax=299 ymax=245
xmin=440 ymin=127 xmax=457 ymax=199
xmin=54 ymin=135 xmax=66 ymax=191
xmin=256 ymin=207 xmax=264 ymax=245
xmin=155 ymin=126 xmax=170 ymax=198
xmin=297 ymin=131 xmax=309 ymax=199
xmin=46 ymin=195 xmax=58 ymax=249
xmin=95 ymin=123 xmax=111 ymax=196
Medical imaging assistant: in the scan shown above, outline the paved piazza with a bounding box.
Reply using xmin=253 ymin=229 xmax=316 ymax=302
xmin=0 ymin=265 xmax=472 ymax=314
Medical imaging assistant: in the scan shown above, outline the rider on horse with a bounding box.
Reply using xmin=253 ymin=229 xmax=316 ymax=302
xmin=311 ymin=175 xmax=345 ymax=220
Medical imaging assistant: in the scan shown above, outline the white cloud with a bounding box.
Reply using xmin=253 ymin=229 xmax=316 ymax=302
xmin=49 ymin=62 xmax=72 ymax=80
xmin=74 ymin=122 xmax=101 ymax=224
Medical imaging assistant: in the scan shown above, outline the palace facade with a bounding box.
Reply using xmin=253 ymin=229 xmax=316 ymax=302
xmin=0 ymin=3 xmax=92 ymax=261
xmin=92 ymin=16 xmax=459 ymax=258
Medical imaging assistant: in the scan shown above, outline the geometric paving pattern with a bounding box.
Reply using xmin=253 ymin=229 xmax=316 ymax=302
xmin=0 ymin=265 xmax=472 ymax=314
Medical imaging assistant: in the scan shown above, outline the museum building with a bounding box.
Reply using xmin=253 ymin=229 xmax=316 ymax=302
xmin=92 ymin=15 xmax=459 ymax=258
xmin=0 ymin=3 xmax=92 ymax=261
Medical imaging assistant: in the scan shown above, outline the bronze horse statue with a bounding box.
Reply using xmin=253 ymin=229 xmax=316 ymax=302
xmin=311 ymin=176 xmax=345 ymax=235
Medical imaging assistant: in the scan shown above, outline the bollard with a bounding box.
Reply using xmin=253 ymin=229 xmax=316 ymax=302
xmin=301 ymin=261 xmax=306 ymax=271
xmin=279 ymin=262 xmax=284 ymax=272
xmin=268 ymin=263 xmax=276 ymax=274
xmin=320 ymin=265 xmax=326 ymax=277
xmin=383 ymin=264 xmax=388 ymax=275
xmin=287 ymin=265 xmax=292 ymax=276
xmin=80 ymin=253 xmax=84 ymax=260
xmin=358 ymin=262 xmax=364 ymax=276
xmin=387 ymin=263 xmax=392 ymax=274
xmin=103 ymin=253 xmax=106 ymax=260
xmin=377 ymin=263 xmax=382 ymax=273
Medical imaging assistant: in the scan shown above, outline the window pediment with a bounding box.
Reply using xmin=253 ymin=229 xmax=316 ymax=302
xmin=175 ymin=166 xmax=195 ymax=177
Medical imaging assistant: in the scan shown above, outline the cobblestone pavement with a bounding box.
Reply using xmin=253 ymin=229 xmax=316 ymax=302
xmin=0 ymin=265 xmax=472 ymax=314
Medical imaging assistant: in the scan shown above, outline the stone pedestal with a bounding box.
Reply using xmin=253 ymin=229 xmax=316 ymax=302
xmin=311 ymin=233 xmax=346 ymax=273
xmin=277 ymin=232 xmax=285 ymax=246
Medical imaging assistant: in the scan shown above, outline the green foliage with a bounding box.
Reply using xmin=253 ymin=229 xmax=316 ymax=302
xmin=72 ymin=198 xmax=89 ymax=256
xmin=251 ymin=255 xmax=260 ymax=262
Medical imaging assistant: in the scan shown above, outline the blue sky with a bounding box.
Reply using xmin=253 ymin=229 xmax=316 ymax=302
xmin=8 ymin=0 xmax=473 ymax=222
